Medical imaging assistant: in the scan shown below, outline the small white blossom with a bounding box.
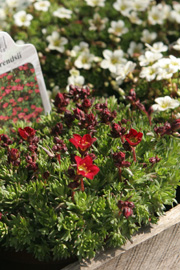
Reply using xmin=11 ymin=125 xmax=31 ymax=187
xmin=0 ymin=8 xmax=6 ymax=20
xmin=132 ymin=0 xmax=151 ymax=12
xmin=145 ymin=42 xmax=168 ymax=53
xmin=169 ymin=55 xmax=180 ymax=73
xmin=151 ymin=96 xmax=180 ymax=112
xmin=46 ymin=31 xmax=68 ymax=53
xmin=128 ymin=11 xmax=142 ymax=25
xmin=148 ymin=5 xmax=165 ymax=25
xmin=34 ymin=1 xmax=50 ymax=12
xmin=140 ymin=65 xmax=158 ymax=81
xmin=6 ymin=0 xmax=19 ymax=8
xmin=67 ymin=69 xmax=85 ymax=90
xmin=108 ymin=20 xmax=128 ymax=36
xmin=53 ymin=7 xmax=72 ymax=19
xmin=89 ymin=13 xmax=108 ymax=31
xmin=13 ymin=10 xmax=33 ymax=27
xmin=113 ymin=0 xmax=132 ymax=17
xmin=74 ymin=51 xmax=94 ymax=70
xmin=173 ymin=38 xmax=180 ymax=51
xmin=171 ymin=3 xmax=180 ymax=23
xmin=115 ymin=61 xmax=136 ymax=84
xmin=100 ymin=49 xmax=127 ymax=73
xmin=85 ymin=0 xmax=106 ymax=7
xmin=16 ymin=40 xmax=25 ymax=45
xmin=155 ymin=58 xmax=176 ymax=80
xmin=141 ymin=29 xmax=157 ymax=44
xmin=70 ymin=42 xmax=89 ymax=57
xmin=138 ymin=51 xmax=162 ymax=66
xmin=127 ymin=41 xmax=144 ymax=57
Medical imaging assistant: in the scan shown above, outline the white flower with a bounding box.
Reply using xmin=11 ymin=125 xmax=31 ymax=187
xmin=173 ymin=38 xmax=180 ymax=51
xmin=171 ymin=3 xmax=180 ymax=23
xmin=148 ymin=5 xmax=165 ymax=25
xmin=100 ymin=49 xmax=127 ymax=73
xmin=127 ymin=11 xmax=142 ymax=25
xmin=169 ymin=55 xmax=180 ymax=73
xmin=85 ymin=0 xmax=106 ymax=7
xmin=138 ymin=51 xmax=162 ymax=66
xmin=115 ymin=61 xmax=136 ymax=84
xmin=16 ymin=40 xmax=25 ymax=45
xmin=6 ymin=0 xmax=19 ymax=8
xmin=74 ymin=51 xmax=94 ymax=70
xmin=127 ymin=41 xmax=144 ymax=57
xmin=53 ymin=7 xmax=72 ymax=19
xmin=132 ymin=0 xmax=151 ymax=12
xmin=141 ymin=29 xmax=157 ymax=43
xmin=46 ymin=31 xmax=68 ymax=53
xmin=70 ymin=42 xmax=89 ymax=57
xmin=0 ymin=8 xmax=6 ymax=20
xmin=113 ymin=0 xmax=132 ymax=17
xmin=108 ymin=20 xmax=128 ymax=37
xmin=13 ymin=10 xmax=33 ymax=27
xmin=151 ymin=96 xmax=180 ymax=112
xmin=145 ymin=42 xmax=168 ymax=53
xmin=139 ymin=65 xmax=158 ymax=81
xmin=89 ymin=13 xmax=108 ymax=31
xmin=67 ymin=69 xmax=85 ymax=90
xmin=155 ymin=58 xmax=175 ymax=80
xmin=34 ymin=1 xmax=50 ymax=12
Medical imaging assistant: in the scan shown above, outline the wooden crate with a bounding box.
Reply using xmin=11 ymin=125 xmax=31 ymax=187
xmin=62 ymin=204 xmax=180 ymax=270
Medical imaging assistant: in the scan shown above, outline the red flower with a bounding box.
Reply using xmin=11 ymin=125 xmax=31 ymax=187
xmin=75 ymin=155 xmax=99 ymax=180
xmin=18 ymin=127 xmax=36 ymax=140
xmin=3 ymin=103 xmax=9 ymax=109
xmin=124 ymin=128 xmax=143 ymax=146
xmin=69 ymin=134 xmax=96 ymax=152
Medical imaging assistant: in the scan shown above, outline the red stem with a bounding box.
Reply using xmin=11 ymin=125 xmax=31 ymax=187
xmin=132 ymin=147 xmax=136 ymax=162
xmin=80 ymin=178 xmax=84 ymax=192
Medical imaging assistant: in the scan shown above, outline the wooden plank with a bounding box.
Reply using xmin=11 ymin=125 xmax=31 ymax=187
xmin=62 ymin=204 xmax=180 ymax=270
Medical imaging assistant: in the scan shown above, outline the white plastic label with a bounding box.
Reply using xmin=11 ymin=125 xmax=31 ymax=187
xmin=0 ymin=31 xmax=51 ymax=125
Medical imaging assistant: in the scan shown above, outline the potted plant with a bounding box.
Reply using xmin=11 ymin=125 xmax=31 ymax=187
xmin=0 ymin=85 xmax=180 ymax=269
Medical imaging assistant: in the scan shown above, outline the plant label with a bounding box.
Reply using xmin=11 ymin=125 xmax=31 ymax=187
xmin=0 ymin=31 xmax=51 ymax=125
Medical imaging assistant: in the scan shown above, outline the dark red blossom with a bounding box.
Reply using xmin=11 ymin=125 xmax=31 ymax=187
xmin=124 ymin=128 xmax=143 ymax=147
xmin=42 ymin=171 xmax=50 ymax=180
xmin=75 ymin=155 xmax=100 ymax=180
xmin=77 ymin=98 xmax=92 ymax=113
xmin=117 ymin=200 xmax=135 ymax=219
xmin=149 ymin=156 xmax=160 ymax=165
xmin=171 ymin=119 xmax=180 ymax=132
xmin=68 ymin=85 xmax=90 ymax=101
xmin=8 ymin=148 xmax=20 ymax=166
xmin=64 ymin=110 xmax=75 ymax=127
xmin=51 ymin=122 xmax=63 ymax=136
xmin=0 ymin=134 xmax=12 ymax=147
xmin=100 ymin=108 xmax=117 ymax=124
xmin=54 ymin=93 xmax=69 ymax=113
xmin=111 ymin=123 xmax=123 ymax=138
xmin=18 ymin=127 xmax=36 ymax=141
xmin=69 ymin=134 xmax=96 ymax=153
xmin=154 ymin=122 xmax=172 ymax=136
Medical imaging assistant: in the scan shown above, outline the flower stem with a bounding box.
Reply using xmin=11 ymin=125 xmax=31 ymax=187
xmin=118 ymin=167 xmax=122 ymax=181
xmin=132 ymin=147 xmax=136 ymax=162
xmin=80 ymin=178 xmax=84 ymax=192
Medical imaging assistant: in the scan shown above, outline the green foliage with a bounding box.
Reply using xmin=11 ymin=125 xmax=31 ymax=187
xmin=0 ymin=94 xmax=180 ymax=261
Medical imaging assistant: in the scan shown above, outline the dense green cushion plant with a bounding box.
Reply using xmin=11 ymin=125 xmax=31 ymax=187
xmin=0 ymin=86 xmax=180 ymax=261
